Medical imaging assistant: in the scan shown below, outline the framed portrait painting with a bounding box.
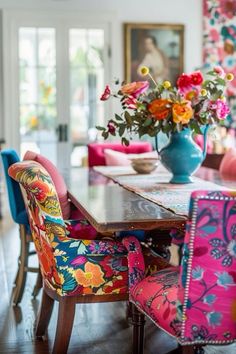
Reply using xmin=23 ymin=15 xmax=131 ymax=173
xmin=124 ymin=23 xmax=184 ymax=85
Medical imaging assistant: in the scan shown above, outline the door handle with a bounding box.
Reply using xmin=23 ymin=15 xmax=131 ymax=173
xmin=57 ymin=124 xmax=68 ymax=142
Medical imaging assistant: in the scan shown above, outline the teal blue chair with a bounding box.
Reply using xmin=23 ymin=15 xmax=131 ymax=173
xmin=1 ymin=149 xmax=42 ymax=305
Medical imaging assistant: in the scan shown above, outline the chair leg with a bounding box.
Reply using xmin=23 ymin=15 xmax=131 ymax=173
xmin=35 ymin=289 xmax=55 ymax=338
xmin=182 ymin=345 xmax=205 ymax=354
xmin=11 ymin=225 xmax=30 ymax=306
xmin=131 ymin=303 xmax=146 ymax=354
xmin=32 ymin=270 xmax=43 ymax=298
xmin=52 ymin=297 xmax=76 ymax=354
xmin=126 ymin=301 xmax=132 ymax=322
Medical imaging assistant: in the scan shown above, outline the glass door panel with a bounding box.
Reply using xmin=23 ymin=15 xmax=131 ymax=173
xmin=19 ymin=27 xmax=57 ymax=163
xmin=69 ymin=28 xmax=105 ymax=166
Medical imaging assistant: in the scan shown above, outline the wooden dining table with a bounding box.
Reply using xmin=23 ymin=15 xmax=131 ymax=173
xmin=68 ymin=166 xmax=236 ymax=234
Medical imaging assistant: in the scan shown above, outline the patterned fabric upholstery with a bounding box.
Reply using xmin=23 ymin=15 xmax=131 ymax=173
xmin=23 ymin=150 xmax=71 ymax=219
xmin=130 ymin=267 xmax=180 ymax=337
xmin=124 ymin=190 xmax=236 ymax=346
xmin=8 ymin=161 xmax=131 ymax=297
xmin=23 ymin=152 xmax=99 ymax=240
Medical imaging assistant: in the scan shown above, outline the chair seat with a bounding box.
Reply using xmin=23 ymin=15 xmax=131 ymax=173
xmin=130 ymin=267 xmax=181 ymax=338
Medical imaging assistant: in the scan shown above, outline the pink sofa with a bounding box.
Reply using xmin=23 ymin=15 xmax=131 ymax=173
xmin=88 ymin=141 xmax=153 ymax=167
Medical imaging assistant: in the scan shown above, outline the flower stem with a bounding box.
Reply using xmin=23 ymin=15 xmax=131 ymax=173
xmin=148 ymin=73 xmax=158 ymax=87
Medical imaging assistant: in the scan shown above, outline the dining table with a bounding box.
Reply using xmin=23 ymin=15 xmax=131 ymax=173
xmin=68 ymin=165 xmax=236 ymax=234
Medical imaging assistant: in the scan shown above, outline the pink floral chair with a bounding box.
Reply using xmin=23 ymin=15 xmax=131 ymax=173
xmin=123 ymin=190 xmax=236 ymax=354
xmin=8 ymin=160 xmax=167 ymax=353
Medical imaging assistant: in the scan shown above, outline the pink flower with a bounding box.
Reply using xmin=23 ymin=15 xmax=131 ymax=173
xmin=214 ymin=66 xmax=225 ymax=78
xmin=209 ymin=29 xmax=220 ymax=42
xmin=100 ymin=85 xmax=111 ymax=101
xmin=107 ymin=120 xmax=116 ymax=134
xmin=70 ymin=255 xmax=87 ymax=266
xmin=120 ymin=81 xmax=149 ymax=98
xmin=123 ymin=95 xmax=138 ymax=109
xmin=190 ymin=71 xmax=204 ymax=86
xmin=208 ymin=99 xmax=230 ymax=120
xmin=177 ymin=73 xmax=192 ymax=93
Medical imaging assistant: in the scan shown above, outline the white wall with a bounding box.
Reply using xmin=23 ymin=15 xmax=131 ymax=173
xmin=0 ymin=0 xmax=203 ymax=145
xmin=0 ymin=0 xmax=203 ymax=78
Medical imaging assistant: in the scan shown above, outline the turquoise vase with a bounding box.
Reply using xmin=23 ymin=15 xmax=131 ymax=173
xmin=159 ymin=127 xmax=208 ymax=184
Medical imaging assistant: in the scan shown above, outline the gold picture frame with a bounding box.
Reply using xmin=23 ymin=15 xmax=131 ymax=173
xmin=124 ymin=23 xmax=184 ymax=85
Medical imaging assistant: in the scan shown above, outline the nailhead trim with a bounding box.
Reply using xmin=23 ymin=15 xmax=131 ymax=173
xmin=180 ymin=191 xmax=236 ymax=344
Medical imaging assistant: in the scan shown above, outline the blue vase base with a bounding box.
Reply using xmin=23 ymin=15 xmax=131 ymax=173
xmin=169 ymin=174 xmax=193 ymax=184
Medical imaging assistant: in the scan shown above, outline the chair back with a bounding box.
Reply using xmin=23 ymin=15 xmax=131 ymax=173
xmin=179 ymin=190 xmax=236 ymax=344
xmin=1 ymin=149 xmax=28 ymax=225
xmin=23 ymin=150 xmax=70 ymax=219
xmin=88 ymin=141 xmax=153 ymax=167
xmin=8 ymin=160 xmax=65 ymax=291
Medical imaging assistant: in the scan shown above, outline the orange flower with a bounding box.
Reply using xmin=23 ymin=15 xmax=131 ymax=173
xmin=172 ymin=102 xmax=193 ymax=124
xmin=185 ymin=90 xmax=199 ymax=101
xmin=75 ymin=261 xmax=105 ymax=288
xmin=120 ymin=81 xmax=149 ymax=98
xmin=29 ymin=180 xmax=51 ymax=202
xmin=148 ymin=99 xmax=172 ymax=120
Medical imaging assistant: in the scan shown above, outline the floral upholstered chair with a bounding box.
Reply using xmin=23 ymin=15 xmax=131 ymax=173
xmin=123 ymin=190 xmax=236 ymax=354
xmin=8 ymin=160 xmax=133 ymax=354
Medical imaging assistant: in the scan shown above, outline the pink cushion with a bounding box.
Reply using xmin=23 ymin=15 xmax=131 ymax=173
xmin=104 ymin=149 xmax=158 ymax=166
xmin=88 ymin=141 xmax=153 ymax=167
xmin=23 ymin=151 xmax=70 ymax=219
xmin=219 ymin=148 xmax=236 ymax=178
xmin=130 ymin=267 xmax=180 ymax=337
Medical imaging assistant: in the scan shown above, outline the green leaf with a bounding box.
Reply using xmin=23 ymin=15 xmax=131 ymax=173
xmin=118 ymin=124 xmax=126 ymax=137
xmin=115 ymin=114 xmax=123 ymax=121
xmin=102 ymin=131 xmax=109 ymax=139
xmin=143 ymin=118 xmax=153 ymax=127
xmin=202 ymin=80 xmax=211 ymax=88
xmin=121 ymin=137 xmax=129 ymax=146
xmin=124 ymin=111 xmax=133 ymax=125
xmin=206 ymin=71 xmax=216 ymax=77
xmin=215 ymin=78 xmax=226 ymax=86
xmin=96 ymin=125 xmax=106 ymax=131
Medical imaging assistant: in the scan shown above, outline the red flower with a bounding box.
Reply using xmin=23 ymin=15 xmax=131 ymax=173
xmin=100 ymin=85 xmax=111 ymax=101
xmin=190 ymin=71 xmax=204 ymax=86
xmin=107 ymin=120 xmax=116 ymax=134
xmin=177 ymin=73 xmax=192 ymax=92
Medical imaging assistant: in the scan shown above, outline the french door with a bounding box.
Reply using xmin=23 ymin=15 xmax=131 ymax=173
xmin=3 ymin=10 xmax=111 ymax=181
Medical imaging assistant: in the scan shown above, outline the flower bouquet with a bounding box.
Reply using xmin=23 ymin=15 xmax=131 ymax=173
xmin=97 ymin=66 xmax=233 ymax=145
xmin=97 ymin=66 xmax=233 ymax=183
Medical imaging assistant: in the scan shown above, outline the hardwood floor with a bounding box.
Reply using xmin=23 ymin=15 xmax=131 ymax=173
xmin=0 ymin=196 xmax=178 ymax=354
